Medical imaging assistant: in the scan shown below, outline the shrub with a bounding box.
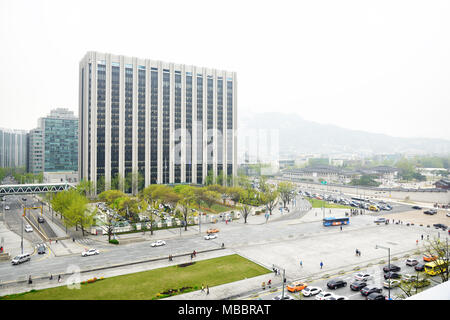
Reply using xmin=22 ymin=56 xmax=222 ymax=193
xmin=109 ymin=239 xmax=119 ymax=245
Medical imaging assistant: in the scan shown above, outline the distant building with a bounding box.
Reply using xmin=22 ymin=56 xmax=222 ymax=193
xmin=435 ymin=178 xmax=450 ymax=190
xmin=28 ymin=108 xmax=78 ymax=174
xmin=0 ymin=128 xmax=28 ymax=169
xmin=282 ymin=165 xmax=360 ymax=184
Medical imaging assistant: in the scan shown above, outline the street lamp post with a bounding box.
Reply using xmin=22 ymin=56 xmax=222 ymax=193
xmin=272 ymin=264 xmax=286 ymax=299
xmin=376 ymin=244 xmax=391 ymax=300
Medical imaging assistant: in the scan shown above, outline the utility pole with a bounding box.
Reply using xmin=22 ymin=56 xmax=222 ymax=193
xmin=272 ymin=264 xmax=286 ymax=299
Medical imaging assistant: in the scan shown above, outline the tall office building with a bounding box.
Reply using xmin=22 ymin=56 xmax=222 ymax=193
xmin=0 ymin=128 xmax=28 ymax=169
xmin=28 ymin=108 xmax=78 ymax=174
xmin=79 ymin=51 xmax=237 ymax=193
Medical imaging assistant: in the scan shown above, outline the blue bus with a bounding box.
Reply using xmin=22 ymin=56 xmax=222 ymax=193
xmin=323 ymin=217 xmax=350 ymax=226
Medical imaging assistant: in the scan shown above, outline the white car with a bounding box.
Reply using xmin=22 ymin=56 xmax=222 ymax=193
xmin=24 ymin=225 xmax=33 ymax=233
xmin=315 ymin=291 xmax=334 ymax=300
xmin=402 ymin=274 xmax=417 ymax=282
xmin=204 ymin=234 xmax=217 ymax=240
xmin=4 ymin=205 xmax=10 ymax=210
xmin=151 ymin=240 xmax=166 ymax=247
xmin=272 ymin=294 xmax=295 ymax=300
xmin=406 ymin=258 xmax=419 ymax=266
xmin=325 ymin=295 xmax=349 ymax=300
xmin=383 ymin=279 xmax=401 ymax=288
xmin=302 ymin=286 xmax=322 ymax=297
xmin=354 ymin=272 xmax=372 ymax=281
xmin=81 ymin=248 xmax=99 ymax=257
xmin=446 ymin=212 xmax=450 ymax=217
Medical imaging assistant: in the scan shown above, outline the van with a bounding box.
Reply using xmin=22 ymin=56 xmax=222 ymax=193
xmin=11 ymin=253 xmax=31 ymax=265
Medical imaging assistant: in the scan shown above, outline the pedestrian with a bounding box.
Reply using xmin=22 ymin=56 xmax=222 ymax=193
xmin=193 ymin=250 xmax=197 ymax=257
xmin=416 ymin=239 xmax=419 ymax=245
xmin=421 ymin=234 xmax=423 ymax=240
xmin=320 ymin=261 xmax=323 ymax=269
xmin=427 ymin=234 xmax=429 ymax=240
xmin=58 ymin=275 xmax=61 ymax=283
xmin=201 ymin=284 xmax=205 ymax=292
xmin=262 ymin=281 xmax=266 ymax=290
xmin=190 ymin=253 xmax=193 ymax=260
xmin=206 ymin=285 xmax=209 ymax=295
xmin=340 ymin=225 xmax=342 ymax=231
xmin=268 ymin=279 xmax=272 ymax=288
xmin=28 ymin=275 xmax=32 ymax=285
xmin=49 ymin=274 xmax=53 ymax=280
xmin=300 ymin=260 xmax=303 ymax=268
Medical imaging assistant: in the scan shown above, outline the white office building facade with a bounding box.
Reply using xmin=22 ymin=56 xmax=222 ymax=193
xmin=79 ymin=51 xmax=237 ymax=193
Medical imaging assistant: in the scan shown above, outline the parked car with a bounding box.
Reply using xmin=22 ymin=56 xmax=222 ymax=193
xmin=325 ymin=295 xmax=348 ymax=300
xmin=81 ymin=248 xmax=99 ymax=257
xmin=383 ymin=264 xmax=401 ymax=272
xmin=204 ymin=234 xmax=217 ymax=240
xmin=360 ymin=286 xmax=382 ymax=296
xmin=326 ymin=279 xmax=347 ymax=289
xmin=354 ymin=273 xmax=372 ymax=281
xmin=412 ymin=206 xmax=422 ymax=210
xmin=350 ymin=281 xmax=367 ymax=291
xmin=37 ymin=216 xmax=45 ymax=223
xmin=423 ymin=254 xmax=438 ymax=262
xmin=406 ymin=258 xmax=419 ymax=266
xmin=272 ymin=294 xmax=295 ymax=300
xmin=423 ymin=209 xmax=437 ymax=215
xmin=315 ymin=291 xmax=334 ymax=300
xmin=446 ymin=212 xmax=450 ymax=217
xmin=286 ymin=281 xmax=307 ymax=293
xmin=151 ymin=240 xmax=166 ymax=247
xmin=384 ymin=272 xmax=401 ymax=280
xmin=4 ymin=205 xmax=9 ymax=210
xmin=402 ymin=274 xmax=417 ymax=282
xmin=367 ymin=292 xmax=386 ymax=300
xmin=24 ymin=225 xmax=33 ymax=233
xmin=415 ymin=263 xmax=425 ymax=272
xmin=302 ymin=286 xmax=322 ymax=297
xmin=383 ymin=279 xmax=400 ymax=289
xmin=433 ymin=223 xmax=447 ymax=230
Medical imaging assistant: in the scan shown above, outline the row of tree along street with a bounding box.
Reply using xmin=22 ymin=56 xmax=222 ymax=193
xmin=46 ymin=176 xmax=298 ymax=242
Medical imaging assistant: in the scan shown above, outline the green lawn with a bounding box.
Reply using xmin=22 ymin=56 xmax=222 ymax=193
xmin=1 ymin=254 xmax=270 ymax=300
xmin=307 ymin=198 xmax=352 ymax=209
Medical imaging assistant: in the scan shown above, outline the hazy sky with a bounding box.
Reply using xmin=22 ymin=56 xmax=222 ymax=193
xmin=1 ymin=0 xmax=449 ymax=140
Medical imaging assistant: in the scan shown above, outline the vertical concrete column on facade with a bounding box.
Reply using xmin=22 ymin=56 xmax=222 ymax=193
xmin=191 ymin=66 xmax=198 ymax=184
xmin=212 ymin=69 xmax=217 ymax=182
xmin=180 ymin=65 xmax=186 ymax=183
xmin=132 ymin=58 xmax=139 ymax=194
xmin=105 ymin=54 xmax=112 ymax=191
xmin=144 ymin=60 xmax=151 ymax=187
xmin=232 ymin=72 xmax=238 ymax=181
xmin=82 ymin=57 xmax=90 ymax=182
xmin=222 ymin=71 xmax=227 ymax=185
xmin=202 ymin=68 xmax=207 ymax=184
xmin=118 ymin=55 xmax=125 ymax=191
xmin=157 ymin=62 xmax=163 ymax=184
xmin=90 ymin=52 xmax=98 ymax=192
xmin=169 ymin=63 xmax=175 ymax=184
xmin=78 ymin=62 xmax=83 ymax=182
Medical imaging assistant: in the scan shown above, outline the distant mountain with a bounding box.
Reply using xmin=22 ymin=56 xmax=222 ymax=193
xmin=238 ymin=112 xmax=450 ymax=156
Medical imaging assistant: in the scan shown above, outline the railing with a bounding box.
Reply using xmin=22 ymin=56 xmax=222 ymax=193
xmin=0 ymin=183 xmax=75 ymax=195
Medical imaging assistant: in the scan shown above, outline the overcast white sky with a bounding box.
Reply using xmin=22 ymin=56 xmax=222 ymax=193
xmin=1 ymin=0 xmax=449 ymax=140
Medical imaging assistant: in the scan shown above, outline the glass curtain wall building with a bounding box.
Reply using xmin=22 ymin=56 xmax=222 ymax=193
xmin=0 ymin=128 xmax=28 ymax=169
xmin=79 ymin=51 xmax=237 ymax=194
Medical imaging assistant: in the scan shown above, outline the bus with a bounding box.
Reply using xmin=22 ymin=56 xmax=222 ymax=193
xmin=323 ymin=217 xmax=350 ymax=227
xmin=424 ymin=259 xmax=448 ymax=276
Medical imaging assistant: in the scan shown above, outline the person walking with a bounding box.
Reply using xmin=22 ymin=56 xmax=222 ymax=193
xmin=320 ymin=261 xmax=323 ymax=269
xmin=416 ymin=239 xmax=419 ymax=245
xmin=28 ymin=275 xmax=32 ymax=285
xmin=58 ymin=275 xmax=61 ymax=283
xmin=340 ymin=225 xmax=343 ymax=231
xmin=299 ymin=260 xmax=303 ymax=268
xmin=201 ymin=284 xmax=205 ymax=293
xmin=206 ymin=285 xmax=209 ymax=295
xmin=421 ymin=234 xmax=423 ymax=240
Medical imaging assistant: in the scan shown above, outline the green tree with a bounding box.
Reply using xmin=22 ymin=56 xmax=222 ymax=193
xmin=177 ymin=186 xmax=198 ymax=231
xmin=277 ymin=181 xmax=296 ymax=208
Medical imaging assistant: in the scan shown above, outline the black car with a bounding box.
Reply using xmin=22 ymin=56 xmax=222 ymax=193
xmin=424 ymin=209 xmax=437 ymax=215
xmin=361 ymin=286 xmax=382 ymax=296
xmin=327 ymin=279 xmax=347 ymax=289
xmin=383 ymin=264 xmax=401 ymax=272
xmin=350 ymin=281 xmax=367 ymax=291
xmin=415 ymin=263 xmax=425 ymax=272
xmin=22 ymin=197 xmax=27 ymax=201
xmin=433 ymin=224 xmax=447 ymax=230
xmin=412 ymin=206 xmax=422 ymax=210
xmin=38 ymin=216 xmax=45 ymax=223
xmin=384 ymin=272 xmax=401 ymax=280
xmin=367 ymin=292 xmax=386 ymax=301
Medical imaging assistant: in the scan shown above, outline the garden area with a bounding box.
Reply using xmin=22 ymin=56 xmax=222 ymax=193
xmin=0 ymin=254 xmax=270 ymax=300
